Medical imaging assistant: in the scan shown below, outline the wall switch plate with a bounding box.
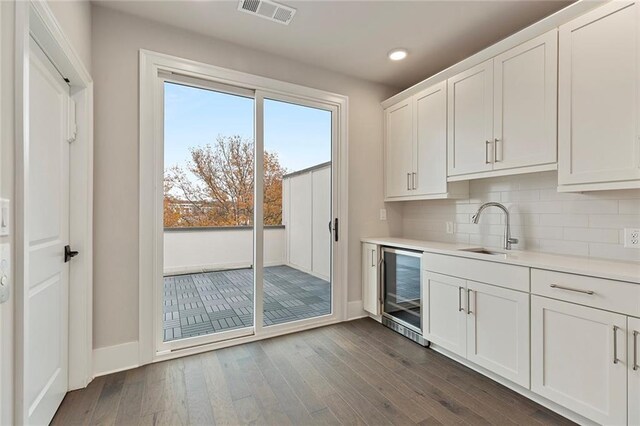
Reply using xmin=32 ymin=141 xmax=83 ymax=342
xmin=0 ymin=199 xmax=9 ymax=236
xmin=379 ymin=209 xmax=387 ymax=221
xmin=446 ymin=221 xmax=455 ymax=234
xmin=624 ymin=228 xmax=640 ymax=248
xmin=0 ymin=243 xmax=9 ymax=304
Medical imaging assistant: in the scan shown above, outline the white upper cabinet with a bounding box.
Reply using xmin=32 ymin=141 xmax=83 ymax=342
xmin=385 ymin=99 xmax=414 ymax=198
xmin=493 ymin=30 xmax=558 ymax=171
xmin=447 ymin=60 xmax=494 ymax=176
xmin=558 ymin=1 xmax=640 ymax=190
xmin=414 ymin=82 xmax=448 ymax=196
xmin=448 ymin=30 xmax=558 ymax=179
xmin=384 ymin=83 xmax=468 ymax=201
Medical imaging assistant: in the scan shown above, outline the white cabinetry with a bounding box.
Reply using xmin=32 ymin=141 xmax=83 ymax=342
xmin=423 ymin=259 xmax=530 ymax=388
xmin=466 ymin=280 xmax=530 ymax=388
xmin=558 ymin=1 xmax=640 ymax=191
xmin=361 ymin=243 xmax=380 ymax=315
xmin=448 ymin=30 xmax=558 ymax=179
xmin=423 ymin=271 xmax=467 ymax=356
xmin=385 ymin=99 xmax=413 ymax=198
xmin=384 ymin=83 xmax=468 ymax=201
xmin=447 ymin=60 xmax=494 ymax=176
xmin=531 ymin=296 xmax=627 ymax=425
xmin=629 ymin=316 xmax=640 ymax=426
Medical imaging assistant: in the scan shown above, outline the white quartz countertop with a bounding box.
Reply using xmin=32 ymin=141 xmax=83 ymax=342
xmin=361 ymin=237 xmax=640 ymax=284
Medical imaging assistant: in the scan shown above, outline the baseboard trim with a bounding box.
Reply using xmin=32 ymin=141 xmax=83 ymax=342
xmin=347 ymin=300 xmax=367 ymax=320
xmin=92 ymin=341 xmax=140 ymax=378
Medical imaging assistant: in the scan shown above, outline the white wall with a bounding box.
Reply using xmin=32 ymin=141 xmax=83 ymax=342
xmin=402 ymin=171 xmax=640 ymax=262
xmin=91 ymin=5 xmax=399 ymax=350
xmin=163 ymin=227 xmax=285 ymax=275
xmin=48 ymin=0 xmax=92 ymax=74
xmin=282 ymin=164 xmax=331 ymax=280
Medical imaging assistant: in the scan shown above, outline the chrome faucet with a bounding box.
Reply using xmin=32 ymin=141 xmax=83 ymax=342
xmin=471 ymin=202 xmax=519 ymax=250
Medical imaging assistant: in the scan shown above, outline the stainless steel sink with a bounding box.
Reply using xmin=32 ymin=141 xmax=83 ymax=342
xmin=458 ymin=247 xmax=507 ymax=256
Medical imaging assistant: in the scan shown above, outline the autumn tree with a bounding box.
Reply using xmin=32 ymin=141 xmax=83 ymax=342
xmin=164 ymin=135 xmax=287 ymax=227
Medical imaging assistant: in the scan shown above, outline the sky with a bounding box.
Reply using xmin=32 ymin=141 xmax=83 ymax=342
xmin=164 ymin=82 xmax=332 ymax=174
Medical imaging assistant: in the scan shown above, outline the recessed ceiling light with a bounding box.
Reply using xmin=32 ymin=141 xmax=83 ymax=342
xmin=388 ymin=49 xmax=408 ymax=61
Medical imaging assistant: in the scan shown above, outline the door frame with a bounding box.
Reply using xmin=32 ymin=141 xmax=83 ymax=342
xmin=139 ymin=50 xmax=349 ymax=364
xmin=14 ymin=1 xmax=93 ymax=422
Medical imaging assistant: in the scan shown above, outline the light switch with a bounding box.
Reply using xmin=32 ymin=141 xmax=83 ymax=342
xmin=0 ymin=199 xmax=9 ymax=237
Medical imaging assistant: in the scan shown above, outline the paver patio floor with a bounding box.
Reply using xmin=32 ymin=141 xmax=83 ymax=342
xmin=163 ymin=265 xmax=331 ymax=341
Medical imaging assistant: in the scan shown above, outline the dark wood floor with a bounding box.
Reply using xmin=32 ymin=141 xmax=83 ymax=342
xmin=52 ymin=318 xmax=574 ymax=426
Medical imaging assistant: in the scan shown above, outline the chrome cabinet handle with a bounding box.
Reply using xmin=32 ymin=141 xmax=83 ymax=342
xmin=371 ymin=249 xmax=375 ymax=268
xmin=494 ymin=138 xmax=500 ymax=162
xmin=613 ymin=325 xmax=620 ymax=364
xmin=412 ymin=172 xmax=417 ymax=190
xmin=458 ymin=286 xmax=465 ymax=312
xmin=406 ymin=172 xmax=411 ymax=191
xmin=549 ymin=284 xmax=595 ymax=295
xmin=467 ymin=289 xmax=473 ymax=315
xmin=485 ymin=140 xmax=491 ymax=164
xmin=634 ymin=330 xmax=639 ymax=371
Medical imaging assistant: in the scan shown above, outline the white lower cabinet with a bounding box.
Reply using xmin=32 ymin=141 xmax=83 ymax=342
xmin=361 ymin=243 xmax=380 ymax=315
xmin=466 ymin=280 xmax=530 ymax=388
xmin=423 ymin=271 xmax=467 ymax=356
xmin=630 ymin=317 xmax=640 ymax=426
xmin=531 ymin=296 xmax=628 ymax=425
xmin=424 ymin=271 xmax=530 ymax=387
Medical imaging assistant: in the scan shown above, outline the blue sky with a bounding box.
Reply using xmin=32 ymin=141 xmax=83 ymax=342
xmin=164 ymin=82 xmax=331 ymax=173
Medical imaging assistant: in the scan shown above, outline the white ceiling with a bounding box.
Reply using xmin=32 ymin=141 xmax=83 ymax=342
xmin=95 ymin=0 xmax=572 ymax=89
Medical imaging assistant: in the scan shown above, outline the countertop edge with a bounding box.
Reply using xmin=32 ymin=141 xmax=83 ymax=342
xmin=361 ymin=237 xmax=640 ymax=285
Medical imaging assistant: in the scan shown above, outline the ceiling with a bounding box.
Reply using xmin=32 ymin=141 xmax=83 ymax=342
xmin=95 ymin=0 xmax=572 ymax=90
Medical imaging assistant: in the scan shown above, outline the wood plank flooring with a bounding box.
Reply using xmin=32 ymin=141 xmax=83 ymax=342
xmin=52 ymin=318 xmax=575 ymax=426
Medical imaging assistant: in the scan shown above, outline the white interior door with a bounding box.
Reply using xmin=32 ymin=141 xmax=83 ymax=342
xmin=22 ymin=39 xmax=71 ymax=425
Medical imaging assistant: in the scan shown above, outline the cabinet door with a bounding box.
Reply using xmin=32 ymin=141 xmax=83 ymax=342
xmin=414 ymin=82 xmax=447 ymax=196
xmin=385 ymin=99 xmax=414 ymax=198
xmin=447 ymin=60 xmax=494 ymax=176
xmin=531 ymin=296 xmax=627 ymax=425
xmin=423 ymin=271 xmax=466 ymax=357
xmin=362 ymin=243 xmax=380 ymax=315
xmin=466 ymin=281 xmax=530 ymax=388
xmin=630 ymin=317 xmax=640 ymax=426
xmin=493 ymin=30 xmax=557 ymax=171
xmin=558 ymin=1 xmax=640 ymax=186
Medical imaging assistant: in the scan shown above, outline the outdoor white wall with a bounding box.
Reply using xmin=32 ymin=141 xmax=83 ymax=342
xmin=163 ymin=227 xmax=286 ymax=275
xmin=91 ymin=5 xmax=399 ymax=350
xmin=282 ymin=164 xmax=331 ymax=280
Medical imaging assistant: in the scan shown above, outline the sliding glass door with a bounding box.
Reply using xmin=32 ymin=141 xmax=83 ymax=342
xmin=158 ymin=75 xmax=338 ymax=352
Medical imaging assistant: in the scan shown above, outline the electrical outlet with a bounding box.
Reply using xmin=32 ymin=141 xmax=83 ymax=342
xmin=446 ymin=221 xmax=455 ymax=234
xmin=624 ymin=228 xmax=640 ymax=248
xmin=379 ymin=209 xmax=387 ymax=221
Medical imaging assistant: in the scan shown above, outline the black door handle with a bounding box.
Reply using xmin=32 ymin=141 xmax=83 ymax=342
xmin=64 ymin=245 xmax=79 ymax=263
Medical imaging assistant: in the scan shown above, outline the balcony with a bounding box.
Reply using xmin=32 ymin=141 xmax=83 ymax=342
xmin=163 ymin=163 xmax=331 ymax=341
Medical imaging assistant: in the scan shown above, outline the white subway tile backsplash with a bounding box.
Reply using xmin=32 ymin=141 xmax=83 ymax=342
xmin=401 ymin=171 xmax=640 ymax=263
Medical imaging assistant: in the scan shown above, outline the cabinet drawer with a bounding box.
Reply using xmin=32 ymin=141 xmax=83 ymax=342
xmin=423 ymin=253 xmax=529 ymax=292
xmin=531 ymin=269 xmax=640 ymax=316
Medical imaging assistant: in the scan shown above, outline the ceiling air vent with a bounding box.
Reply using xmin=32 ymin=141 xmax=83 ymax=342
xmin=237 ymin=0 xmax=296 ymax=25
